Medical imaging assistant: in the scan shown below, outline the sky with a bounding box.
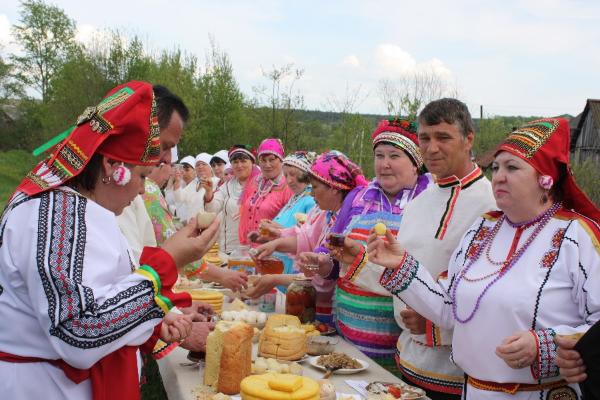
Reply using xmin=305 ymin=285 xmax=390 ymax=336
xmin=1 ymin=0 xmax=600 ymax=117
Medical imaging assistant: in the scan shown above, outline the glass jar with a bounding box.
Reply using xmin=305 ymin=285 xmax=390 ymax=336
xmin=227 ymin=246 xmax=256 ymax=275
xmin=285 ymin=277 xmax=316 ymax=323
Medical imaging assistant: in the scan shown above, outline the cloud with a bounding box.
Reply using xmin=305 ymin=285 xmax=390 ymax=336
xmin=375 ymin=44 xmax=416 ymax=76
xmin=342 ymin=54 xmax=360 ymax=68
xmin=373 ymin=44 xmax=454 ymax=83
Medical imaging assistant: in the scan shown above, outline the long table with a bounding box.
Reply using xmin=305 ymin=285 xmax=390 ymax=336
xmin=158 ymin=334 xmax=407 ymax=400
xmin=158 ymin=292 xmax=419 ymax=400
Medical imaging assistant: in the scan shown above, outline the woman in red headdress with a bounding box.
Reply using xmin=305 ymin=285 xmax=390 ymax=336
xmin=365 ymin=118 xmax=600 ymax=399
xmin=0 ymin=82 xmax=219 ymax=400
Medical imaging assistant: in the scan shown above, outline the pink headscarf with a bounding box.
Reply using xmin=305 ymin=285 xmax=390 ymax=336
xmin=309 ymin=150 xmax=368 ymax=191
xmin=257 ymin=138 xmax=285 ymax=160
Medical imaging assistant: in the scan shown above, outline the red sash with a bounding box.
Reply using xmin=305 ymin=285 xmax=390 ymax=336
xmin=0 ymin=346 xmax=140 ymax=400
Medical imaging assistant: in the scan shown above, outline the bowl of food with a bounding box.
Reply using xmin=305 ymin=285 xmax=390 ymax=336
xmin=307 ymin=336 xmax=338 ymax=356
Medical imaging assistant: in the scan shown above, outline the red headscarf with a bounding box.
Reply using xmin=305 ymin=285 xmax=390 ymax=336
xmin=15 ymin=81 xmax=161 ymax=197
xmin=496 ymin=117 xmax=600 ymax=224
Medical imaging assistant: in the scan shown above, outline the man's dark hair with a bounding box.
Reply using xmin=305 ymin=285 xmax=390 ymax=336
xmin=418 ymin=98 xmax=475 ymax=138
xmin=153 ymin=85 xmax=189 ymax=129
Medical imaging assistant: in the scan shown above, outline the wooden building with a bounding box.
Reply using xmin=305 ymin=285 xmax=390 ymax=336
xmin=571 ymin=99 xmax=600 ymax=163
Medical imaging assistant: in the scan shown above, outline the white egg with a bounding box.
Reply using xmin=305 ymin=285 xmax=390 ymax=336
xmin=257 ymin=312 xmax=267 ymax=324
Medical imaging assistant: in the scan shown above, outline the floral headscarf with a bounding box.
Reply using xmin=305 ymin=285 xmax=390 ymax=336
xmin=309 ymin=150 xmax=368 ymax=191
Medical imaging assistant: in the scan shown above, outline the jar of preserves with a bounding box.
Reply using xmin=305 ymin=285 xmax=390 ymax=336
xmin=227 ymin=246 xmax=256 ymax=275
xmin=285 ymin=277 xmax=316 ymax=323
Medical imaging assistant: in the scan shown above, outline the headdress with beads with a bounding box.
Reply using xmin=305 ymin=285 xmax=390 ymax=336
xmin=371 ymin=118 xmax=423 ymax=168
xmin=16 ymin=81 xmax=161 ymax=197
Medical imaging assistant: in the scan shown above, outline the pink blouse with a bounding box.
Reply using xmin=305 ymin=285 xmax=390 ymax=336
xmin=238 ymin=174 xmax=293 ymax=245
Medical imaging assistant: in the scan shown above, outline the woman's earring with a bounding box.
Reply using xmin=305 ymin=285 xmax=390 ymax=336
xmin=112 ymin=164 xmax=131 ymax=186
xmin=102 ymin=176 xmax=111 ymax=184
xmin=538 ymin=175 xmax=553 ymax=204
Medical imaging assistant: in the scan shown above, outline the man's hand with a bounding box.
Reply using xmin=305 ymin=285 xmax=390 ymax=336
xmin=179 ymin=321 xmax=216 ymax=352
xmin=162 ymin=216 xmax=220 ymax=268
xmin=400 ymin=308 xmax=426 ymax=335
xmin=555 ymin=336 xmax=587 ymax=383
xmin=160 ymin=312 xmax=193 ymax=343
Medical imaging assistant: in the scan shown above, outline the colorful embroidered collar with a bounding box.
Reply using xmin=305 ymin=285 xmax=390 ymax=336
xmin=436 ymin=164 xmax=484 ymax=190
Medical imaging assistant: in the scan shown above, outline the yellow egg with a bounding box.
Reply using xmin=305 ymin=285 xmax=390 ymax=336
xmin=374 ymin=222 xmax=387 ymax=236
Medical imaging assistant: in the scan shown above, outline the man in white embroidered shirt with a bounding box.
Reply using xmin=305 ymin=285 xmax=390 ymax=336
xmin=335 ymin=98 xmax=496 ymax=399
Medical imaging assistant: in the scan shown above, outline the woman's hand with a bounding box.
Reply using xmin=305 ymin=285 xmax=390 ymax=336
xmin=366 ymin=228 xmax=406 ymax=269
xmin=244 ymin=275 xmax=278 ymax=299
xmin=326 ymin=235 xmax=362 ymax=264
xmin=258 ymin=219 xmax=282 ymax=241
xmin=201 ymin=177 xmax=213 ymax=200
xmin=254 ymin=240 xmax=279 ymax=260
xmin=495 ymin=330 xmax=538 ymax=369
xmin=162 ymin=216 xmax=220 ymax=268
xmin=213 ymin=268 xmax=248 ymax=292
xmin=555 ymin=336 xmax=587 ymax=383
xmin=297 ymin=252 xmax=332 ymax=277
xmin=179 ymin=301 xmax=214 ymax=322
xmin=160 ymin=312 xmax=193 ymax=343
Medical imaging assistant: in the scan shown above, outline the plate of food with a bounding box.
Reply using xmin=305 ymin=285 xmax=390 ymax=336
xmin=313 ymin=321 xmax=337 ymax=336
xmin=366 ymin=381 xmax=426 ymax=400
xmin=308 ymin=353 xmax=368 ymax=375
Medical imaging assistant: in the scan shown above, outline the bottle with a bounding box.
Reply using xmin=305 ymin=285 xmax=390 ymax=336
xmin=285 ymin=277 xmax=316 ymax=323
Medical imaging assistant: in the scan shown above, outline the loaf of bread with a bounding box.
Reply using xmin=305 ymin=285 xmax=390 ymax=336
xmin=259 ymin=314 xmax=307 ymax=361
xmin=204 ymin=321 xmax=254 ymax=394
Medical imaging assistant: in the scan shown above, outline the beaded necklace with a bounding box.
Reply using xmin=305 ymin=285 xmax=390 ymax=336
xmin=249 ymin=174 xmax=283 ymax=207
xmin=451 ymin=202 xmax=561 ymax=323
xmin=277 ymin=186 xmax=311 ymax=216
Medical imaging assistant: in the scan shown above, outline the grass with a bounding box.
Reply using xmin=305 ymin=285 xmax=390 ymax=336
xmin=0 ymin=150 xmax=40 ymax=206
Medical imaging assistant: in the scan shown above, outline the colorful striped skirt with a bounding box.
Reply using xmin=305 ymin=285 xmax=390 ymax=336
xmin=335 ymin=278 xmax=402 ymax=376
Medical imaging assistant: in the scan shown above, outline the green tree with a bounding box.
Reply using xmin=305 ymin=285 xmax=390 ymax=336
xmin=11 ymin=0 xmax=76 ymax=102
xmin=198 ymin=39 xmax=245 ymax=151
xmin=0 ymin=54 xmax=24 ymax=103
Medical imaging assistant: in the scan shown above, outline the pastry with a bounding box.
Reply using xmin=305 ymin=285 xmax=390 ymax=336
xmin=259 ymin=315 xmax=307 ymax=360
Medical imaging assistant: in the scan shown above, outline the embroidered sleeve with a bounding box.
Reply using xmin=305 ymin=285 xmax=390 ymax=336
xmin=343 ymin=244 xmax=367 ymax=282
xmin=379 ymin=252 xmax=419 ymax=295
xmin=530 ymin=328 xmax=559 ymax=379
xmin=136 ymin=246 xmax=192 ymax=313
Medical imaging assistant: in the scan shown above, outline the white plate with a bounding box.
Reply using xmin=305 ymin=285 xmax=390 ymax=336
xmin=308 ymin=356 xmax=368 ymax=374
xmin=276 ymin=354 xmax=310 ymax=363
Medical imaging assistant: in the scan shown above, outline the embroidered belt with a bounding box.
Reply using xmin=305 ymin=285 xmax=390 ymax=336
xmin=467 ymin=376 xmax=568 ymax=394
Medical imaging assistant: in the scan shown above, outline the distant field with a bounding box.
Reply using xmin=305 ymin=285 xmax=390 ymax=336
xmin=0 ymin=150 xmax=39 ymax=206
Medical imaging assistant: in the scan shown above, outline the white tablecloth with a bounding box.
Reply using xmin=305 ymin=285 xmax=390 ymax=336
xmin=157 ymin=292 xmax=422 ymax=400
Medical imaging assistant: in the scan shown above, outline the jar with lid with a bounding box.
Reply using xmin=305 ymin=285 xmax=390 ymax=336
xmin=285 ymin=277 xmax=316 ymax=323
